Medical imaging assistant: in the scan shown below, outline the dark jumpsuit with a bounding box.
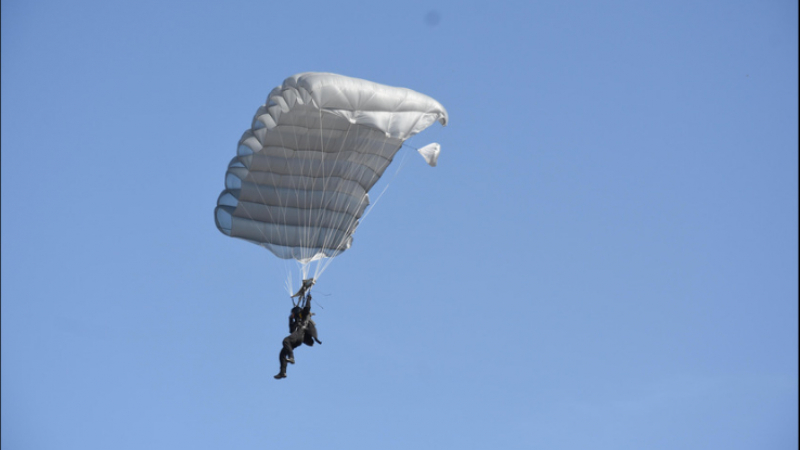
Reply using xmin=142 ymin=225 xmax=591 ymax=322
xmin=277 ymin=305 xmax=309 ymax=377
xmin=276 ymin=298 xmax=321 ymax=378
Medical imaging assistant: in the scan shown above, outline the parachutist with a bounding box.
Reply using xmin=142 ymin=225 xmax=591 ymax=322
xmin=210 ymin=73 xmax=447 ymax=378
xmin=274 ymin=293 xmax=321 ymax=380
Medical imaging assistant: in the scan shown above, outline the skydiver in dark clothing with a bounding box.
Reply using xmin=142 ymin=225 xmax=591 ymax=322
xmin=274 ymin=294 xmax=321 ymax=379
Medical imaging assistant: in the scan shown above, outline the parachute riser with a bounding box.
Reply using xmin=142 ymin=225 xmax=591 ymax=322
xmin=290 ymin=278 xmax=316 ymax=303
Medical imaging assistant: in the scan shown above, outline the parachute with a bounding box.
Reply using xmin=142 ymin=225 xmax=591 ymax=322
xmin=215 ymin=72 xmax=448 ymax=293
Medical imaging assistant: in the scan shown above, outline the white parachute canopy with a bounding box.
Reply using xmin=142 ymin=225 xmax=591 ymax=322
xmin=215 ymin=72 xmax=448 ymax=283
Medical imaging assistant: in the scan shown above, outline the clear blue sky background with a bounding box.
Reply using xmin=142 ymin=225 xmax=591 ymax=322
xmin=2 ymin=1 xmax=797 ymax=449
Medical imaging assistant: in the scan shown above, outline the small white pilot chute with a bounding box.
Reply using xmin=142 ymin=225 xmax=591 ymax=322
xmin=416 ymin=143 xmax=441 ymax=167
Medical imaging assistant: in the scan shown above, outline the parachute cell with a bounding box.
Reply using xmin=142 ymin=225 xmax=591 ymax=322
xmin=215 ymin=72 xmax=448 ymax=265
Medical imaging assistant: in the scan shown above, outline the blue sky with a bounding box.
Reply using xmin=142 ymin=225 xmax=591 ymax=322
xmin=2 ymin=1 xmax=797 ymax=449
